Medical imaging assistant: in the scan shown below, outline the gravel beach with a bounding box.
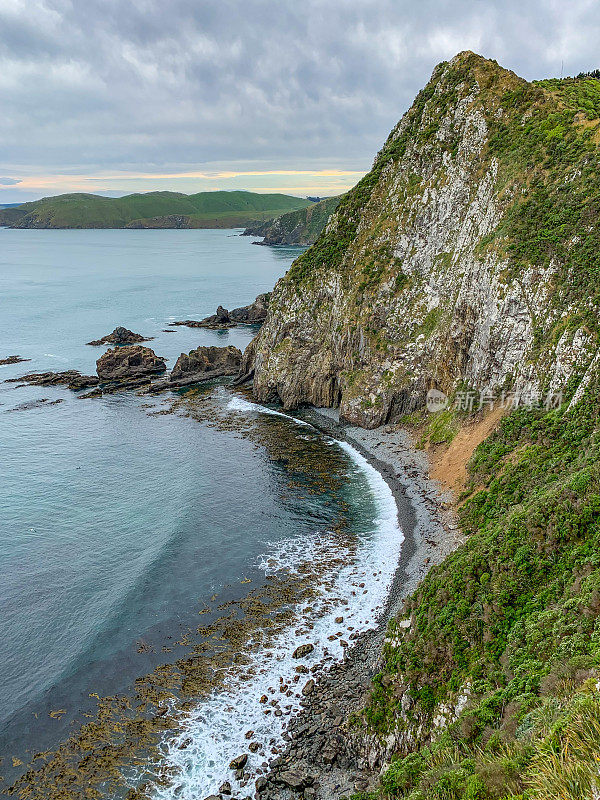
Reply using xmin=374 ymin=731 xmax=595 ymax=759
xmin=255 ymin=409 xmax=464 ymax=800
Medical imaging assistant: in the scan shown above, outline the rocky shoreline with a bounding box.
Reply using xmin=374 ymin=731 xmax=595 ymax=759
xmin=222 ymin=407 xmax=462 ymax=800
xmin=3 ymin=310 xmax=460 ymax=800
xmin=3 ymin=335 xmax=462 ymax=798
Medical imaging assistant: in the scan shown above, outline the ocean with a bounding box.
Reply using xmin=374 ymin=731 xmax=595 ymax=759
xmin=0 ymin=228 xmax=403 ymax=798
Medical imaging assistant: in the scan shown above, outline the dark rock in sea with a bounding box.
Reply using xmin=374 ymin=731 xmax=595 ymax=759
xmin=69 ymin=374 xmax=102 ymax=390
xmin=301 ymin=679 xmax=315 ymax=697
xmin=170 ymin=345 xmax=241 ymax=381
xmin=229 ymin=753 xmax=248 ymax=771
xmin=0 ymin=355 xmax=30 ymax=366
xmin=216 ymin=305 xmax=230 ymax=322
xmin=7 ymin=398 xmax=64 ymax=412
xmin=96 ymin=345 xmax=166 ymax=381
xmin=293 ymin=644 xmax=314 ymax=659
xmin=77 ymin=388 xmax=104 ymax=399
xmin=173 ymin=308 xmax=234 ymax=330
xmin=5 ymin=371 xmax=99 ymax=390
xmin=255 ymin=776 xmax=268 ymax=792
xmin=172 ymin=293 xmax=270 ymax=329
xmin=218 ymin=780 xmax=232 ymax=795
xmin=229 ymin=293 xmax=270 ymax=324
xmin=162 ymin=329 xmax=175 ymax=333
xmin=87 ymin=326 xmax=152 ymax=346
xmin=144 ymin=345 xmax=242 ymax=393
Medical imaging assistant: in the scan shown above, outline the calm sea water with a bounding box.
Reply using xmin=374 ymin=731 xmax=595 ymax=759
xmin=0 ymin=229 xmax=403 ymax=798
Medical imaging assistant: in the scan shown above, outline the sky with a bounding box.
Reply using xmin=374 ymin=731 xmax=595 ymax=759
xmin=0 ymin=0 xmax=599 ymax=203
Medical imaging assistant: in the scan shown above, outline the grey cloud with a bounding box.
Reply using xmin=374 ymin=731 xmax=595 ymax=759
xmin=0 ymin=177 xmax=21 ymax=185
xmin=0 ymin=0 xmax=599 ymax=178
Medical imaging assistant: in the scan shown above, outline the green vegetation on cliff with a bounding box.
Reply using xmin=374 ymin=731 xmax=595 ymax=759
xmin=249 ymin=52 xmax=600 ymax=428
xmin=344 ymin=61 xmax=600 ymax=800
xmin=0 ymin=190 xmax=311 ymax=229
xmin=359 ymin=377 xmax=600 ymax=799
xmin=291 ymin=58 xmax=600 ymax=312
xmin=239 ymin=51 xmax=600 ymax=798
xmin=244 ymin=195 xmax=341 ymax=245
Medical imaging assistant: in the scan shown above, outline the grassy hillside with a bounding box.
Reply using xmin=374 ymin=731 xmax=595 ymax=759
xmin=0 ymin=190 xmax=311 ymax=229
xmin=359 ymin=380 xmax=600 ymax=800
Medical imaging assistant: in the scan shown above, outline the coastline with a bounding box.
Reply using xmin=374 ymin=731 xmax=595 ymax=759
xmin=1 ymin=375 xmax=462 ymax=800
xmin=258 ymin=407 xmax=463 ymax=800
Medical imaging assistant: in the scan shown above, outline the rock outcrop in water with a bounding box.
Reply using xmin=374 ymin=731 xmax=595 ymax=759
xmin=175 ymin=305 xmax=236 ymax=329
xmin=87 ymin=326 xmax=151 ymax=346
xmin=164 ymin=345 xmax=242 ymax=386
xmin=230 ymin=293 xmax=270 ymax=324
xmin=144 ymin=345 xmax=242 ymax=392
xmin=170 ymin=345 xmax=241 ymax=381
xmin=96 ymin=345 xmax=166 ymax=381
xmin=0 ymin=355 xmax=30 ymax=366
xmin=244 ymin=51 xmax=600 ymax=428
xmin=174 ymin=294 xmax=270 ymax=329
xmin=5 ymin=370 xmax=99 ymax=390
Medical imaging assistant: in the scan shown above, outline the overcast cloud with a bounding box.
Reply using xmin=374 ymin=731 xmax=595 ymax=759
xmin=0 ymin=0 xmax=599 ymax=201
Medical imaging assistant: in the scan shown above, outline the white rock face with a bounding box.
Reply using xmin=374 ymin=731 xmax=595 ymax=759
xmin=245 ymin=53 xmax=596 ymax=428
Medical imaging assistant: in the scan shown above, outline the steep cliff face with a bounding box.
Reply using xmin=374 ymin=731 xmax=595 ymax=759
xmin=246 ymin=52 xmax=600 ymax=427
xmin=243 ymin=195 xmax=341 ymax=245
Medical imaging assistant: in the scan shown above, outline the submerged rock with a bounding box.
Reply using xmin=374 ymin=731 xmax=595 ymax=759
xmin=96 ymin=345 xmax=166 ymax=381
xmin=87 ymin=326 xmax=152 ymax=346
xmin=7 ymin=398 xmax=64 ymax=412
xmin=5 ymin=371 xmax=99 ymax=390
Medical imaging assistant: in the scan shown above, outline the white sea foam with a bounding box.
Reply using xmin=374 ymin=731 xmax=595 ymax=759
xmin=227 ymin=395 xmax=313 ymax=427
xmin=152 ymin=399 xmax=404 ymax=799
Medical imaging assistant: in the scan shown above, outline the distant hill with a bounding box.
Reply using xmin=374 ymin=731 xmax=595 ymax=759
xmin=243 ymin=195 xmax=341 ymax=245
xmin=0 ymin=191 xmax=312 ymax=229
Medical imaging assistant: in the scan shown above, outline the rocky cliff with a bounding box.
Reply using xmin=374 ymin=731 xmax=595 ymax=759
xmin=243 ymin=196 xmax=341 ymax=245
xmin=245 ymin=52 xmax=600 ymax=428
xmin=244 ymin=53 xmax=600 ymax=800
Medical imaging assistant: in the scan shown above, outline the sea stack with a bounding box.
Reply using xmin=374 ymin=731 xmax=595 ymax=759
xmin=96 ymin=345 xmax=166 ymax=380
